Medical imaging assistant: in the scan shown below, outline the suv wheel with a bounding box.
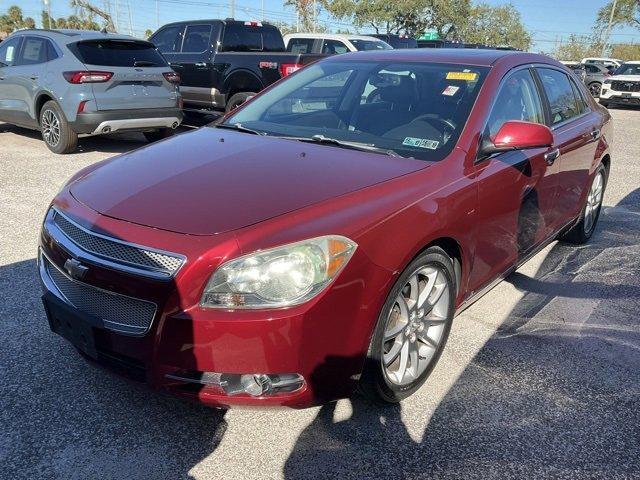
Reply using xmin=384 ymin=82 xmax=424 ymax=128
xmin=589 ymin=82 xmax=602 ymax=97
xmin=225 ymin=92 xmax=254 ymax=113
xmin=359 ymin=247 xmax=455 ymax=403
xmin=40 ymin=101 xmax=78 ymax=154
xmin=559 ymin=163 xmax=607 ymax=244
xmin=143 ymin=128 xmax=175 ymax=143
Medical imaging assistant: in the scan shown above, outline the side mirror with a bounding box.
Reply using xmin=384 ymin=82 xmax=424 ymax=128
xmin=479 ymin=120 xmax=554 ymax=158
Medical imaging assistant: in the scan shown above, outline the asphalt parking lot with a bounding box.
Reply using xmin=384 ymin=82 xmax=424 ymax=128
xmin=1 ymin=108 xmax=639 ymax=480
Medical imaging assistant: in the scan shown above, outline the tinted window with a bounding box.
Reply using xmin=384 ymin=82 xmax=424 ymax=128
xmin=585 ymin=64 xmax=602 ymax=74
xmin=225 ymin=61 xmax=488 ymax=162
xmin=288 ymin=38 xmax=315 ymax=54
xmin=349 ymin=39 xmax=393 ymax=51
xmin=17 ymin=37 xmax=50 ymax=65
xmin=221 ymin=24 xmax=284 ymax=52
xmin=182 ymin=24 xmax=212 ymax=53
xmin=570 ymin=79 xmax=590 ymax=114
xmin=537 ymin=68 xmax=581 ymax=125
xmin=322 ymin=39 xmax=349 ymax=54
xmin=487 ymin=69 xmax=545 ymax=137
xmin=614 ymin=64 xmax=640 ymax=76
xmin=0 ymin=37 xmax=22 ymax=67
xmin=73 ymin=40 xmax=168 ymax=67
xmin=150 ymin=25 xmax=184 ymax=54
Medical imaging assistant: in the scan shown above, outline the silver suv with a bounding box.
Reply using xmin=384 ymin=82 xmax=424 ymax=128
xmin=0 ymin=29 xmax=183 ymax=153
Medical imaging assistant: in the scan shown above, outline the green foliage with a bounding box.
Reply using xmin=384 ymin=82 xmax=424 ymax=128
xmin=553 ymin=34 xmax=603 ymax=61
xmin=596 ymin=0 xmax=640 ymax=31
xmin=285 ymin=0 xmax=325 ymax=32
xmin=463 ymin=3 xmax=532 ymax=50
xmin=0 ymin=5 xmax=36 ymax=34
xmin=610 ymin=42 xmax=640 ymax=60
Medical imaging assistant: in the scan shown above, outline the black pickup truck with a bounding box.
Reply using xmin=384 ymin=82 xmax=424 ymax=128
xmin=150 ymin=20 xmax=326 ymax=112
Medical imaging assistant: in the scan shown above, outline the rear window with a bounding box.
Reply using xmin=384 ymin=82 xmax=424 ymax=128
xmin=72 ymin=40 xmax=168 ymax=67
xmin=221 ymin=24 xmax=285 ymax=52
xmin=349 ymin=39 xmax=392 ymax=51
xmin=288 ymin=38 xmax=315 ymax=54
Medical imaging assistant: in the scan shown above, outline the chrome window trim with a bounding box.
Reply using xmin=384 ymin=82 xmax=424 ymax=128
xmin=39 ymin=249 xmax=158 ymax=336
xmin=45 ymin=207 xmax=186 ymax=281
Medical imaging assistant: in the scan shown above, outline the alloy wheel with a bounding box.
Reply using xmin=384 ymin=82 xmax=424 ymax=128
xmin=382 ymin=265 xmax=450 ymax=386
xmin=589 ymin=83 xmax=602 ymax=97
xmin=41 ymin=110 xmax=61 ymax=147
xmin=584 ymin=170 xmax=604 ymax=233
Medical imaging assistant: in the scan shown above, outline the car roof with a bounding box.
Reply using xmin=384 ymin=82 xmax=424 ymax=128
xmin=321 ymin=48 xmax=550 ymax=67
xmin=624 ymin=60 xmax=640 ymax=65
xmin=8 ymin=29 xmax=145 ymax=44
xmin=284 ymin=33 xmax=384 ymax=42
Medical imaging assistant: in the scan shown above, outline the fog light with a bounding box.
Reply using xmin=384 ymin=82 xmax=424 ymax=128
xmin=240 ymin=374 xmax=272 ymax=396
xmin=166 ymin=371 xmax=305 ymax=397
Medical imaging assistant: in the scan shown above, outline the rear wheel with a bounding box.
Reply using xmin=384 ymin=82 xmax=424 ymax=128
xmin=143 ymin=128 xmax=175 ymax=143
xmin=589 ymin=82 xmax=602 ymax=97
xmin=40 ymin=101 xmax=77 ymax=154
xmin=559 ymin=163 xmax=607 ymax=244
xmin=225 ymin=92 xmax=254 ymax=113
xmin=359 ymin=247 xmax=455 ymax=403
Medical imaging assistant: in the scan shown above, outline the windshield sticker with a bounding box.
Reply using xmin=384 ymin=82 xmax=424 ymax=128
xmin=442 ymin=85 xmax=460 ymax=96
xmin=446 ymin=71 xmax=478 ymax=81
xmin=402 ymin=137 xmax=440 ymax=150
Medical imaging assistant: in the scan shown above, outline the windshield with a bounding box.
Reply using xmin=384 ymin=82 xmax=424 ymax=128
xmin=72 ymin=40 xmax=167 ymax=67
xmin=222 ymin=61 xmax=488 ymax=161
xmin=614 ymin=64 xmax=640 ymax=76
xmin=350 ymin=39 xmax=393 ymax=51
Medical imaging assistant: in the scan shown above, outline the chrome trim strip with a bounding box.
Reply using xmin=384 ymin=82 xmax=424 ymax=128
xmin=39 ymin=249 xmax=158 ymax=336
xmin=46 ymin=207 xmax=186 ymax=281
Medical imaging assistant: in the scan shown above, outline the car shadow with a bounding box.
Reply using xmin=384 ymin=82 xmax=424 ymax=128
xmin=283 ymin=188 xmax=640 ymax=478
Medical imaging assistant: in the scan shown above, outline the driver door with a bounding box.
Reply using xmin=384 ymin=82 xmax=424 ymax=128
xmin=468 ymin=67 xmax=560 ymax=291
xmin=0 ymin=36 xmax=24 ymax=124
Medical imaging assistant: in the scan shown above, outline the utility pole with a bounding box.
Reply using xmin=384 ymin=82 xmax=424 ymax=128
xmin=43 ymin=0 xmax=52 ymax=28
xmin=115 ymin=0 xmax=120 ymax=32
xmin=127 ymin=0 xmax=133 ymax=35
xmin=156 ymin=0 xmax=159 ymax=28
xmin=230 ymin=0 xmax=235 ymax=18
xmin=602 ymin=0 xmax=619 ymax=56
xmin=261 ymin=0 xmax=264 ymax=20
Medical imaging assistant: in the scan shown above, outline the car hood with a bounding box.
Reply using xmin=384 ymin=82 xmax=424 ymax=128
xmin=70 ymin=127 xmax=428 ymax=235
xmin=609 ymin=75 xmax=640 ymax=81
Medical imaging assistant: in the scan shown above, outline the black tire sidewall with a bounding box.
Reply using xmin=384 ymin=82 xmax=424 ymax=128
xmin=225 ymin=92 xmax=253 ymax=113
xmin=40 ymin=101 xmax=77 ymax=154
xmin=361 ymin=247 xmax=456 ymax=403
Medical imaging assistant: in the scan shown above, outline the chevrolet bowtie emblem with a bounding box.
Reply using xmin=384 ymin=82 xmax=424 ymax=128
xmin=64 ymin=258 xmax=89 ymax=280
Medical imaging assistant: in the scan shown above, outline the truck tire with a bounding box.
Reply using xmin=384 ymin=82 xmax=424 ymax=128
xmin=225 ymin=92 xmax=254 ymax=113
xmin=40 ymin=100 xmax=78 ymax=154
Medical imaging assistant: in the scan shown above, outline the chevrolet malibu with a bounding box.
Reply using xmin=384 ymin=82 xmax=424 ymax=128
xmin=39 ymin=49 xmax=612 ymax=408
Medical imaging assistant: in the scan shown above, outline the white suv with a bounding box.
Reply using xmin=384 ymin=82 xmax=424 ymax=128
xmin=599 ymin=61 xmax=640 ymax=108
xmin=284 ymin=33 xmax=392 ymax=55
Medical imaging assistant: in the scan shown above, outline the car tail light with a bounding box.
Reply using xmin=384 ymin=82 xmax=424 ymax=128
xmin=244 ymin=21 xmax=263 ymax=27
xmin=280 ymin=63 xmax=302 ymax=77
xmin=163 ymin=71 xmax=181 ymax=84
xmin=63 ymin=71 xmax=113 ymax=84
xmin=77 ymin=100 xmax=89 ymax=114
xmin=178 ymin=96 xmax=184 ymax=109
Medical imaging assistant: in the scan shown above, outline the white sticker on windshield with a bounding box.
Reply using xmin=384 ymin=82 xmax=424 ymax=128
xmin=402 ymin=137 xmax=440 ymax=150
xmin=442 ymin=85 xmax=460 ymax=96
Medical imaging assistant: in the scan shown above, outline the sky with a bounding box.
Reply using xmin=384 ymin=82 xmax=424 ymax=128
xmin=4 ymin=0 xmax=640 ymax=52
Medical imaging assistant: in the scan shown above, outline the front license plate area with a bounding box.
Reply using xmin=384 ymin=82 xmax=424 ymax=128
xmin=42 ymin=292 xmax=104 ymax=359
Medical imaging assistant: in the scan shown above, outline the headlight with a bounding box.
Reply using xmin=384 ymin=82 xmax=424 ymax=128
xmin=201 ymin=235 xmax=357 ymax=309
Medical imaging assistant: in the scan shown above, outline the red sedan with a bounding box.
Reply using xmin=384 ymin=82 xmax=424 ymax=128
xmin=39 ymin=49 xmax=612 ymax=408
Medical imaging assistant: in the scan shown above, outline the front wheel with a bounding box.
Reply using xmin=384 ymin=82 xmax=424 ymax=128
xmin=225 ymin=92 xmax=255 ymax=113
xmin=559 ymin=164 xmax=607 ymax=244
xmin=40 ymin=101 xmax=78 ymax=154
xmin=589 ymin=82 xmax=602 ymax=98
xmin=359 ymin=247 xmax=456 ymax=403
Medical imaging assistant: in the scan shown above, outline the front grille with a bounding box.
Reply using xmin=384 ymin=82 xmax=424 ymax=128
xmin=52 ymin=210 xmax=184 ymax=276
xmin=610 ymin=81 xmax=640 ymax=92
xmin=43 ymin=255 xmax=157 ymax=334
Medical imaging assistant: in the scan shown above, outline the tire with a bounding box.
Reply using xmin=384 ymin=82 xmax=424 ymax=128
xmin=143 ymin=128 xmax=175 ymax=143
xmin=589 ymin=82 xmax=602 ymax=98
xmin=359 ymin=246 xmax=456 ymax=404
xmin=559 ymin=163 xmax=607 ymax=244
xmin=599 ymin=99 xmax=610 ymax=108
xmin=40 ymin=100 xmax=78 ymax=154
xmin=225 ymin=92 xmax=254 ymax=113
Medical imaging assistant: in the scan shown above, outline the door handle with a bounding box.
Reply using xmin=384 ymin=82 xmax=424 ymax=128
xmin=30 ymin=75 xmax=38 ymax=80
xmin=0 ymin=76 xmax=4 ymax=81
xmin=544 ymin=148 xmax=560 ymax=166
xmin=590 ymin=129 xmax=601 ymax=141
xmin=195 ymin=62 xmax=208 ymax=68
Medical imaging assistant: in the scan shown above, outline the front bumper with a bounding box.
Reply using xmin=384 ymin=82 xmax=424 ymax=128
xmin=599 ymin=88 xmax=640 ymax=105
xmin=38 ymin=196 xmax=391 ymax=408
xmin=70 ymin=107 xmax=184 ymax=135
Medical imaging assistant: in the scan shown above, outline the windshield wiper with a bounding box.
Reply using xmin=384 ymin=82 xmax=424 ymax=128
xmin=133 ymin=60 xmax=155 ymax=67
xmin=214 ymin=123 xmax=266 ymax=135
xmin=291 ymin=134 xmax=401 ymax=157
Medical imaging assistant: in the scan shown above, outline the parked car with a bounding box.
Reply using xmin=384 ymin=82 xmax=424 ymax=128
xmin=599 ymin=60 xmax=640 ymax=108
xmin=560 ymin=61 xmax=587 ymax=82
xmin=370 ymin=34 xmax=418 ymax=49
xmin=0 ymin=29 xmax=183 ymax=154
xmin=417 ymin=39 xmax=464 ymax=48
xmin=40 ymin=49 xmax=611 ymax=408
xmin=582 ymin=62 xmax=611 ymax=97
xmin=284 ymin=33 xmax=393 ymax=55
xmin=582 ymin=57 xmax=623 ymax=70
xmin=149 ymin=20 xmax=325 ymax=113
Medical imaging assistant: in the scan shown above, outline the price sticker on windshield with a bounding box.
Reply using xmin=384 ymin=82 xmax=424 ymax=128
xmin=402 ymin=137 xmax=440 ymax=150
xmin=446 ymin=71 xmax=478 ymax=81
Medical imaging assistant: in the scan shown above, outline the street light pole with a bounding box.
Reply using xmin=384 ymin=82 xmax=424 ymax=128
xmin=602 ymin=0 xmax=619 ymax=56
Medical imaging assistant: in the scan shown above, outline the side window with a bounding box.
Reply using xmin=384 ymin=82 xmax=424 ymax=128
xmin=288 ymin=38 xmax=315 ymax=54
xmin=150 ymin=25 xmax=184 ymax=54
xmin=487 ymin=69 xmax=545 ymax=137
xmin=322 ymin=39 xmax=349 ymax=55
xmin=17 ymin=37 xmax=49 ymax=65
xmin=182 ymin=24 xmax=213 ymax=53
xmin=570 ymin=79 xmax=590 ymax=114
xmin=537 ymin=68 xmax=581 ymax=125
xmin=46 ymin=40 xmax=59 ymax=61
xmin=0 ymin=37 xmax=22 ymax=67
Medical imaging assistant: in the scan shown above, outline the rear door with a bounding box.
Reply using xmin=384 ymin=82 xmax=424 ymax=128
xmin=0 ymin=36 xmax=25 ymax=124
xmin=535 ymin=66 xmax=601 ymax=223
xmin=70 ymin=39 xmax=178 ymax=111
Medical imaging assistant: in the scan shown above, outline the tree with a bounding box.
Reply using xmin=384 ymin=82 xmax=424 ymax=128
xmin=462 ymin=3 xmax=532 ymax=50
xmin=286 ymin=0 xmax=321 ymax=32
xmin=552 ymin=34 xmax=602 ymax=61
xmin=0 ymin=5 xmax=36 ymax=35
xmin=596 ymin=0 xmax=640 ymax=31
xmin=70 ymin=0 xmax=115 ymax=32
xmin=144 ymin=29 xmax=153 ymax=39
xmin=611 ymin=42 xmax=640 ymax=60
